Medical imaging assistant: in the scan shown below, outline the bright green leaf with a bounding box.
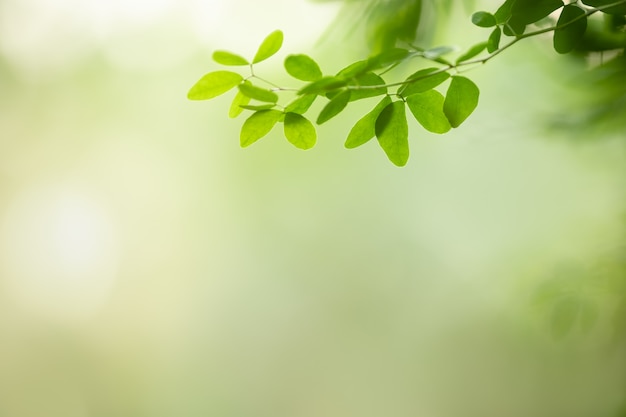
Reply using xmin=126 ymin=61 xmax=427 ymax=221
xmin=239 ymin=104 xmax=276 ymax=111
xmin=229 ymin=90 xmax=250 ymax=118
xmin=238 ymin=81 xmax=278 ymax=103
xmin=336 ymin=60 xmax=370 ymax=79
xmin=456 ymin=42 xmax=488 ymax=64
xmin=581 ymin=0 xmax=626 ymax=15
xmin=444 ymin=76 xmax=480 ymax=128
xmin=376 ymin=101 xmax=409 ymax=167
xmin=399 ymin=68 xmax=450 ymax=97
xmin=252 ymin=30 xmax=283 ymax=64
xmin=240 ymin=110 xmax=283 ymax=147
xmin=285 ymin=94 xmax=316 ymax=114
xmin=299 ymin=76 xmax=348 ymax=95
xmin=471 ymin=11 xmax=497 ymax=27
xmin=487 ymin=27 xmax=502 ymax=53
xmin=406 ymin=90 xmax=451 ymax=134
xmin=284 ymin=54 xmax=323 ymax=81
xmin=344 ymin=72 xmax=387 ymax=101
xmin=345 ymin=96 xmax=392 ymax=149
xmin=366 ymin=48 xmax=410 ymax=71
xmin=316 ymin=90 xmax=351 ymax=124
xmin=553 ymin=5 xmax=587 ymax=54
xmin=187 ymin=71 xmax=243 ymax=100
xmin=284 ymin=113 xmax=317 ymax=150
xmin=212 ymin=50 xmax=249 ymax=66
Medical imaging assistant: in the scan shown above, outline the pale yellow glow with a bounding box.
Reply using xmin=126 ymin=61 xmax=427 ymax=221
xmin=0 ymin=184 xmax=119 ymax=322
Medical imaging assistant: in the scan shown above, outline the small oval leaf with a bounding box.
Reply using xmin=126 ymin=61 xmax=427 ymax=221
xmin=471 ymin=11 xmax=497 ymax=27
xmin=212 ymin=50 xmax=249 ymax=66
xmin=285 ymin=94 xmax=317 ymax=114
xmin=284 ymin=113 xmax=317 ymax=150
xmin=443 ymin=76 xmax=480 ymax=128
xmin=316 ymin=90 xmax=351 ymax=124
xmin=399 ymin=68 xmax=450 ymax=97
xmin=376 ymin=101 xmax=409 ymax=167
xmin=407 ymin=90 xmax=451 ymax=134
xmin=284 ymin=54 xmax=323 ymax=81
xmin=553 ymin=5 xmax=587 ymax=54
xmin=240 ymin=110 xmax=283 ymax=147
xmin=229 ymin=90 xmax=250 ymax=118
xmin=299 ymin=76 xmax=348 ymax=95
xmin=345 ymin=96 xmax=392 ymax=149
xmin=238 ymin=81 xmax=278 ymax=103
xmin=187 ymin=71 xmax=243 ymax=100
xmin=456 ymin=42 xmax=488 ymax=64
xmin=487 ymin=27 xmax=502 ymax=53
xmin=253 ymin=30 xmax=283 ymax=64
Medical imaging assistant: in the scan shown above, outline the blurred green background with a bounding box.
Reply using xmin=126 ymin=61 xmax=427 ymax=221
xmin=0 ymin=0 xmax=625 ymax=416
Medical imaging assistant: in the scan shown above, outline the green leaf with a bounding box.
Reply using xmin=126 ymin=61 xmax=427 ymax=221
xmin=399 ymin=68 xmax=450 ymax=97
xmin=252 ymin=30 xmax=283 ymax=64
xmin=284 ymin=54 xmax=323 ymax=81
xmin=423 ymin=46 xmax=456 ymax=60
xmin=553 ymin=5 xmax=588 ymax=54
xmin=344 ymin=72 xmax=387 ymax=101
xmin=494 ymin=0 xmax=516 ymax=24
xmin=581 ymin=0 xmax=626 ymax=15
xmin=366 ymin=48 xmax=410 ymax=71
xmin=345 ymin=96 xmax=392 ymax=149
xmin=187 ymin=71 xmax=243 ymax=100
xmin=406 ymin=90 xmax=451 ymax=134
xmin=238 ymin=81 xmax=278 ymax=103
xmin=228 ymin=90 xmax=250 ymax=118
xmin=511 ymin=0 xmax=564 ymax=25
xmin=299 ymin=76 xmax=348 ymax=95
xmin=239 ymin=104 xmax=276 ymax=111
xmin=284 ymin=113 xmax=317 ymax=150
xmin=240 ymin=110 xmax=282 ymax=147
xmin=285 ymin=94 xmax=316 ymax=114
xmin=551 ymin=296 xmax=580 ymax=339
xmin=456 ymin=42 xmax=488 ymax=64
xmin=487 ymin=27 xmax=502 ymax=53
xmin=212 ymin=50 xmax=249 ymax=66
xmin=336 ymin=60 xmax=370 ymax=79
xmin=376 ymin=101 xmax=409 ymax=167
xmin=471 ymin=11 xmax=497 ymax=27
xmin=443 ymin=76 xmax=480 ymax=128
xmin=503 ymin=17 xmax=527 ymax=36
xmin=316 ymin=90 xmax=351 ymax=124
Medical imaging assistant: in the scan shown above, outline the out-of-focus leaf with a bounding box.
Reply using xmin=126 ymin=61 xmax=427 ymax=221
xmin=317 ymin=90 xmax=351 ymax=124
xmin=345 ymin=96 xmax=392 ymax=149
xmin=299 ymin=76 xmax=348 ymax=95
xmin=471 ymin=11 xmax=497 ymax=27
xmin=554 ymin=5 xmax=588 ymax=54
xmin=253 ymin=30 xmax=283 ymax=64
xmin=238 ymin=81 xmax=278 ymax=103
xmin=212 ymin=50 xmax=249 ymax=66
xmin=240 ymin=110 xmax=282 ymax=147
xmin=187 ymin=71 xmax=243 ymax=100
xmin=284 ymin=54 xmax=323 ymax=81
xmin=551 ymin=296 xmax=581 ymax=339
xmin=376 ymin=101 xmax=409 ymax=167
xmin=406 ymin=90 xmax=451 ymax=134
xmin=456 ymin=42 xmax=488 ymax=64
xmin=229 ymin=90 xmax=250 ymax=118
xmin=443 ymin=76 xmax=479 ymax=128
xmin=284 ymin=112 xmax=317 ymax=149
xmin=423 ymin=45 xmax=456 ymax=59
xmin=367 ymin=48 xmax=411 ymax=71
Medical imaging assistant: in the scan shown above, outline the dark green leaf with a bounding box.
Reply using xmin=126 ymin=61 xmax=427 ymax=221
xmin=456 ymin=42 xmax=488 ymax=64
xmin=553 ymin=5 xmax=588 ymax=54
xmin=212 ymin=50 xmax=249 ymax=66
xmin=407 ymin=90 xmax=451 ymax=134
xmin=253 ymin=30 xmax=283 ymax=64
xmin=240 ymin=110 xmax=282 ymax=147
xmin=299 ymin=76 xmax=348 ymax=95
xmin=284 ymin=113 xmax=317 ymax=150
xmin=285 ymin=94 xmax=316 ymax=114
xmin=228 ymin=90 xmax=250 ymax=118
xmin=376 ymin=101 xmax=409 ymax=167
xmin=345 ymin=96 xmax=392 ymax=149
xmin=399 ymin=68 xmax=450 ymax=97
xmin=443 ymin=76 xmax=480 ymax=128
xmin=487 ymin=27 xmax=502 ymax=53
xmin=471 ymin=11 xmax=497 ymax=27
xmin=551 ymin=296 xmax=580 ymax=339
xmin=511 ymin=0 xmax=564 ymax=25
xmin=581 ymin=0 xmax=626 ymax=15
xmin=239 ymin=104 xmax=276 ymax=111
xmin=317 ymin=90 xmax=351 ymax=124
xmin=503 ymin=16 xmax=526 ymax=36
xmin=187 ymin=71 xmax=243 ymax=100
xmin=284 ymin=54 xmax=323 ymax=81
xmin=494 ymin=0 xmax=516 ymax=24
xmin=238 ymin=81 xmax=278 ymax=103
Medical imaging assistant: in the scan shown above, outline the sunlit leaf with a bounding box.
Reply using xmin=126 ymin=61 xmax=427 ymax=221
xmin=376 ymin=101 xmax=409 ymax=167
xmin=399 ymin=68 xmax=450 ymax=97
xmin=238 ymin=81 xmax=278 ymax=103
xmin=456 ymin=42 xmax=488 ymax=64
xmin=240 ymin=110 xmax=282 ymax=147
xmin=444 ymin=76 xmax=480 ymax=128
xmin=316 ymin=90 xmax=351 ymax=124
xmin=347 ymin=72 xmax=387 ymax=101
xmin=511 ymin=0 xmax=564 ymax=25
xmin=406 ymin=90 xmax=451 ymax=134
xmin=336 ymin=60 xmax=370 ymax=79
xmin=253 ymin=30 xmax=283 ymax=64
xmin=487 ymin=27 xmax=502 ymax=53
xmin=239 ymin=104 xmax=276 ymax=111
xmin=228 ymin=90 xmax=250 ymax=118
xmin=367 ymin=48 xmax=410 ymax=71
xmin=187 ymin=71 xmax=243 ymax=100
xmin=345 ymin=96 xmax=392 ymax=149
xmin=285 ymin=94 xmax=316 ymax=114
xmin=284 ymin=54 xmax=323 ymax=81
xmin=284 ymin=112 xmax=316 ymax=149
xmin=212 ymin=50 xmax=249 ymax=66
xmin=471 ymin=11 xmax=497 ymax=27
xmin=299 ymin=76 xmax=348 ymax=95
xmin=553 ymin=5 xmax=587 ymax=54
xmin=551 ymin=296 xmax=580 ymax=339
xmin=581 ymin=0 xmax=626 ymax=15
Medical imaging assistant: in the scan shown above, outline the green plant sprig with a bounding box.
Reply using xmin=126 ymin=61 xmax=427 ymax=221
xmin=188 ymin=0 xmax=626 ymax=166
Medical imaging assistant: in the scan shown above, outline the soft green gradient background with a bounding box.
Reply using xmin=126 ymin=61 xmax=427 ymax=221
xmin=0 ymin=1 xmax=625 ymax=416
